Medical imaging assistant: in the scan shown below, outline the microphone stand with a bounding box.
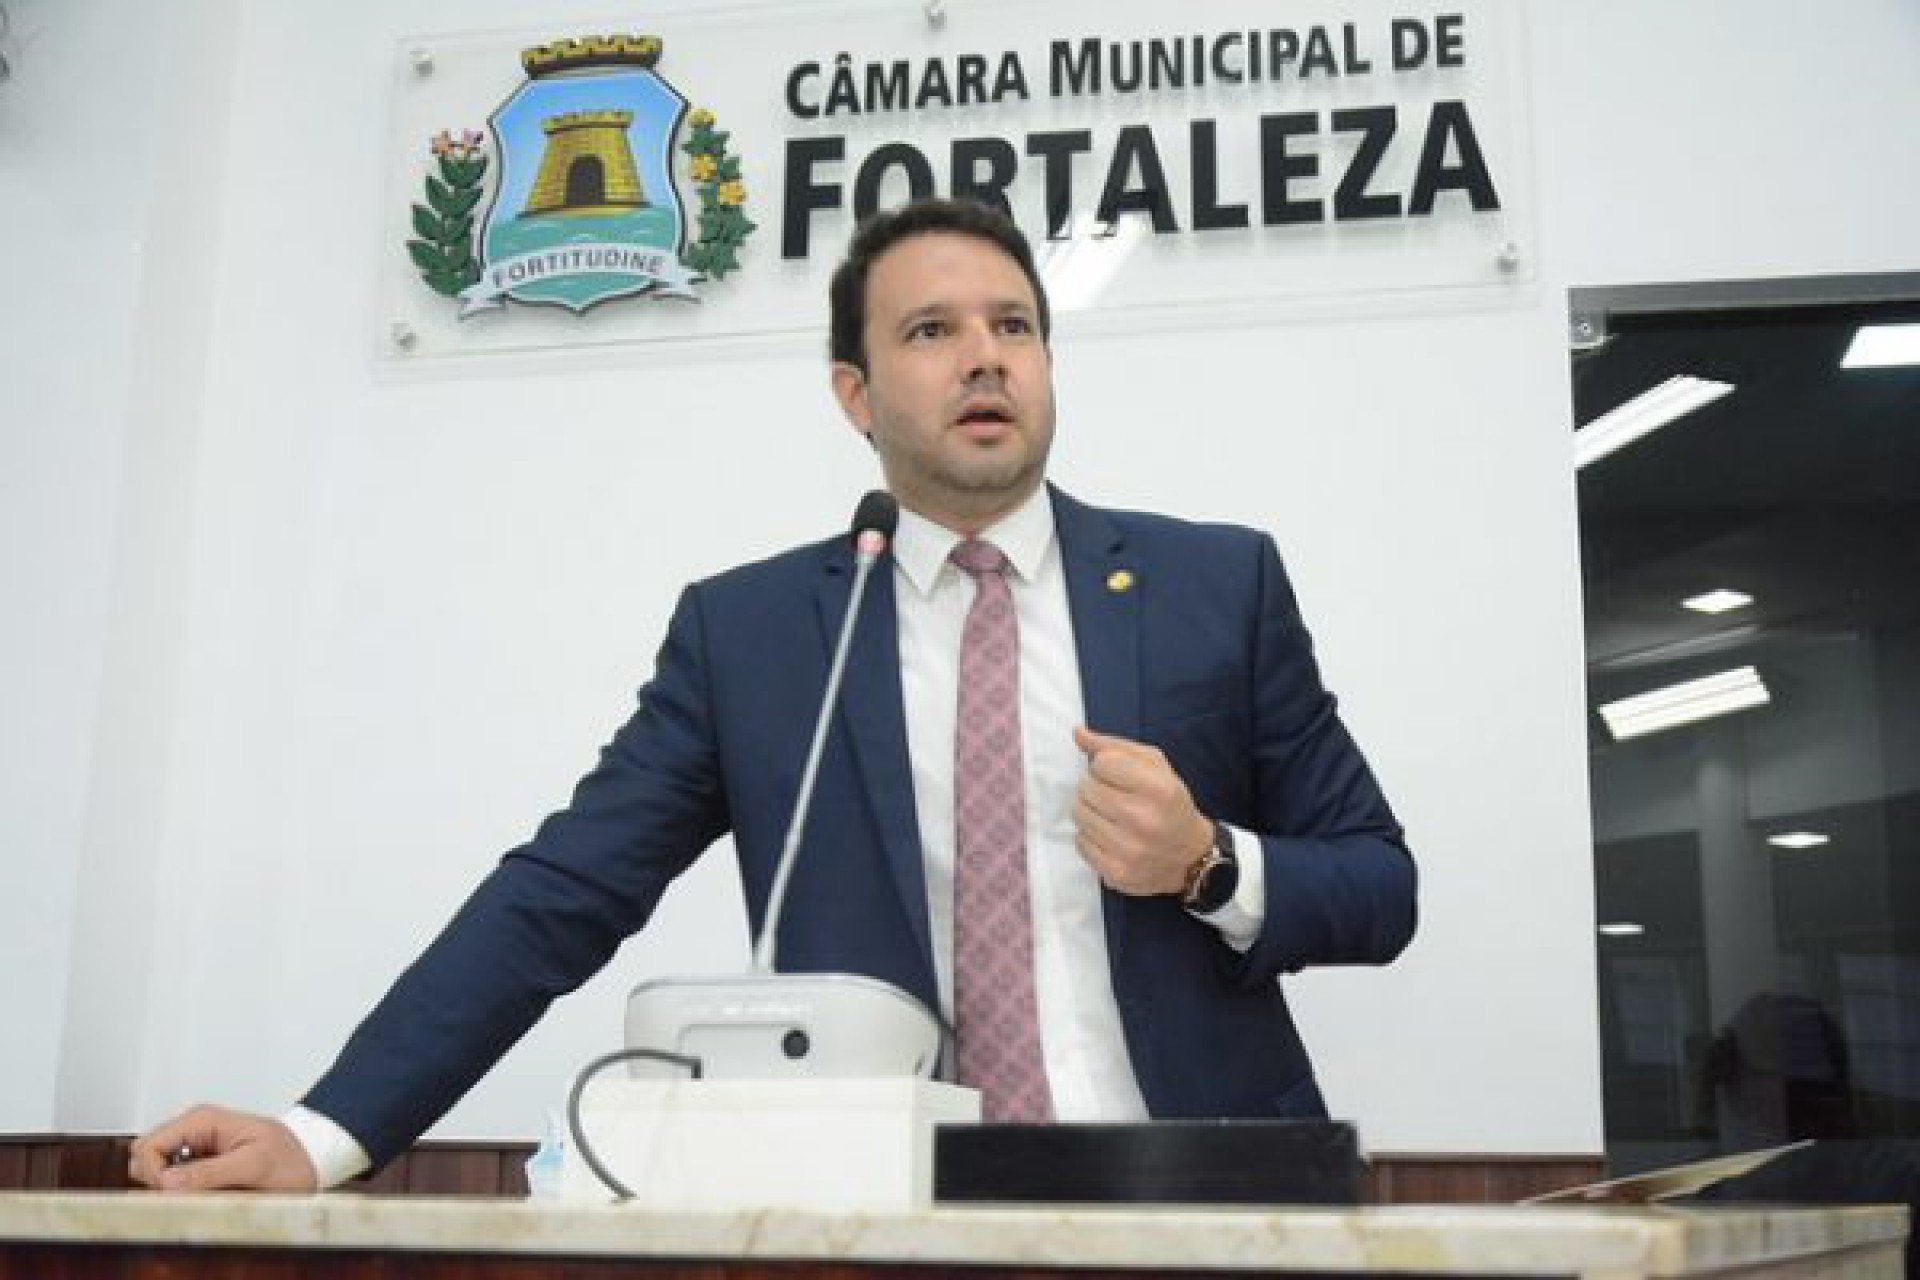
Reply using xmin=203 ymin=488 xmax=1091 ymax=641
xmin=753 ymin=525 xmax=884 ymax=974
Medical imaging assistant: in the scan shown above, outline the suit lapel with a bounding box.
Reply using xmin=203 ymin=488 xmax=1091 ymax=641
xmin=1052 ymin=486 xmax=1142 ymax=964
xmin=816 ymin=543 xmax=936 ymax=982
xmin=1054 ymin=489 xmax=1140 ymax=740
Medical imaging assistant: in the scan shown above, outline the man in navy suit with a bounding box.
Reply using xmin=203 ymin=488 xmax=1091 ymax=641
xmin=132 ymin=198 xmax=1415 ymax=1192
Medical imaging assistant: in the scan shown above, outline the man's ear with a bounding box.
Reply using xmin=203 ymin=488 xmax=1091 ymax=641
xmin=830 ymin=361 xmax=872 ymax=437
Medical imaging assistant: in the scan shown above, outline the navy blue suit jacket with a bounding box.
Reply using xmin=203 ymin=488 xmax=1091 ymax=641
xmin=305 ymin=488 xmax=1417 ymax=1168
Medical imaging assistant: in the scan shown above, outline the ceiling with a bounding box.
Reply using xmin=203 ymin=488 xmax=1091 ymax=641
xmin=1571 ymin=300 xmax=1920 ymax=703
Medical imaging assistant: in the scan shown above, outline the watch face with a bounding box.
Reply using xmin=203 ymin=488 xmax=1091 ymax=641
xmin=1188 ymin=852 xmax=1240 ymax=914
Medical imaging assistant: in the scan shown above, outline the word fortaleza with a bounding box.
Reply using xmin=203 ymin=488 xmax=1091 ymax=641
xmin=781 ymin=104 xmax=1496 ymax=257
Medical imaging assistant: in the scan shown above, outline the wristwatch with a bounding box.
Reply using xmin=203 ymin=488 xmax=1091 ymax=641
xmin=1180 ymin=819 xmax=1239 ymax=914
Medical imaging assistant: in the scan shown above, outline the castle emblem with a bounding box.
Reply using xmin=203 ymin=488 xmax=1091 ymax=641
xmin=406 ymin=35 xmax=756 ymax=317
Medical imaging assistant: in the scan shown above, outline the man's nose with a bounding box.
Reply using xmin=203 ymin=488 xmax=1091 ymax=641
xmin=958 ymin=319 xmax=1007 ymax=377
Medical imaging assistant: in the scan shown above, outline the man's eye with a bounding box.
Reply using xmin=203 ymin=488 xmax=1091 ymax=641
xmin=906 ymin=319 xmax=947 ymax=340
xmin=998 ymin=315 xmax=1034 ymax=335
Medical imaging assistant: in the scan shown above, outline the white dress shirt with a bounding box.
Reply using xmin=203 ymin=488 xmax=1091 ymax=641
xmin=291 ymin=486 xmax=1266 ymax=1185
xmin=889 ymin=487 xmax=1264 ymax=1122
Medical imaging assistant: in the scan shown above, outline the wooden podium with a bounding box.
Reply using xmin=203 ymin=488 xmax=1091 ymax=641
xmin=0 ymin=1192 xmax=1906 ymax=1279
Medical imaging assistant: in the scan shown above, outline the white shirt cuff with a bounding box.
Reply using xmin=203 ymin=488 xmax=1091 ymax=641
xmin=1193 ymin=824 xmax=1266 ymax=952
xmin=281 ymin=1104 xmax=372 ymax=1189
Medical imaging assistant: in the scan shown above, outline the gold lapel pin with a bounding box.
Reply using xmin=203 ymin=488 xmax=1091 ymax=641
xmin=1107 ymin=569 xmax=1135 ymax=593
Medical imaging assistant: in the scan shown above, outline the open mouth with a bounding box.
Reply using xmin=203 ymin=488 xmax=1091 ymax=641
xmin=955 ymin=403 xmax=1014 ymax=429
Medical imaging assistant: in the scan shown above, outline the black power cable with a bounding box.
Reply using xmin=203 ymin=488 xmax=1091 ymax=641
xmin=564 ymin=1047 xmax=704 ymax=1201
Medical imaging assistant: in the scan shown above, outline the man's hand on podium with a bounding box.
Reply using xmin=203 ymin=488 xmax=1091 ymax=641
xmin=129 ymin=1105 xmax=319 ymax=1193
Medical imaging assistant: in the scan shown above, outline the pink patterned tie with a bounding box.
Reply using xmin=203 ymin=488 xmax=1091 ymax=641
xmin=950 ymin=538 xmax=1053 ymax=1124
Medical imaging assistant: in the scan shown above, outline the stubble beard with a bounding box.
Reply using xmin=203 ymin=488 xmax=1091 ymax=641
xmin=893 ymin=411 xmax=1054 ymax=528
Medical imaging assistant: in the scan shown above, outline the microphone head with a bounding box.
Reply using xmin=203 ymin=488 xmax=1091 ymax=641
xmin=850 ymin=490 xmax=899 ymax=551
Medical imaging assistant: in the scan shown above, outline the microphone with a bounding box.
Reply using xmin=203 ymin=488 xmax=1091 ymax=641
xmin=619 ymin=491 xmax=942 ymax=1084
xmin=850 ymin=488 xmax=900 ymax=559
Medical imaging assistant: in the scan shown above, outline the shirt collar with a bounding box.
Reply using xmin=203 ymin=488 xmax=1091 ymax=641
xmin=892 ymin=486 xmax=1056 ymax=598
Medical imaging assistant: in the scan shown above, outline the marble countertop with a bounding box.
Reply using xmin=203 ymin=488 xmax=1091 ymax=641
xmin=0 ymin=1194 xmax=1907 ymax=1275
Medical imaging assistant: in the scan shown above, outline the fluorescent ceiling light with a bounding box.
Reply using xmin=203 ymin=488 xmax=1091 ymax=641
xmin=1767 ymin=831 xmax=1831 ymax=850
xmin=1598 ymin=922 xmax=1645 ymax=937
xmin=1599 ymin=665 xmax=1770 ymax=740
xmin=1841 ymin=322 xmax=1920 ymax=369
xmin=1574 ymin=375 xmax=1734 ymax=469
xmin=1683 ymin=589 xmax=1753 ymax=615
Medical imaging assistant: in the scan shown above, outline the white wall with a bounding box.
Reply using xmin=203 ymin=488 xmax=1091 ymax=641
xmin=5 ymin=0 xmax=1916 ymax=1155
xmin=1536 ymin=0 xmax=1920 ymax=287
xmin=0 ymin=0 xmax=238 ymax=1131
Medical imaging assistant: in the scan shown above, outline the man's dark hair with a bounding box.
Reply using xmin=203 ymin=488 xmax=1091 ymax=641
xmin=828 ymin=198 xmax=1052 ymax=374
